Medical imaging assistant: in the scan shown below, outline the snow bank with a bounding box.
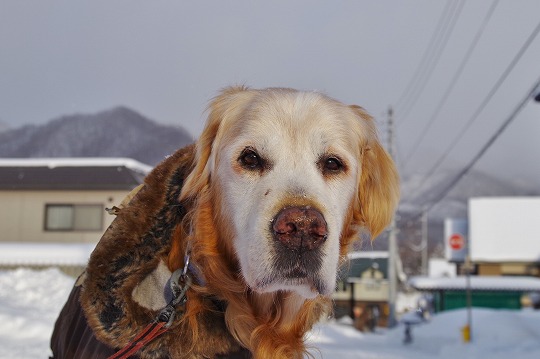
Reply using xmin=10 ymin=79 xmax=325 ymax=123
xmin=0 ymin=242 xmax=96 ymax=266
xmin=309 ymin=308 xmax=540 ymax=359
xmin=1 ymin=268 xmax=539 ymax=358
xmin=0 ymin=268 xmax=74 ymax=358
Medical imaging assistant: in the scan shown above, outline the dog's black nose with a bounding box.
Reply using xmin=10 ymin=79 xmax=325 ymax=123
xmin=272 ymin=206 xmax=328 ymax=251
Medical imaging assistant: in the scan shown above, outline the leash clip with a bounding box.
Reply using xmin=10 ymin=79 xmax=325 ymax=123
xmin=156 ymin=264 xmax=192 ymax=328
xmin=182 ymin=253 xmax=191 ymax=277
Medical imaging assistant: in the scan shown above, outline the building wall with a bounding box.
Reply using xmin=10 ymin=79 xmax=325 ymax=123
xmin=334 ymin=281 xmax=389 ymax=302
xmin=436 ymin=290 xmax=522 ymax=312
xmin=477 ymin=263 xmax=501 ymax=276
xmin=353 ymin=281 xmax=389 ymax=302
xmin=477 ymin=262 xmax=540 ymax=277
xmin=0 ymin=190 xmax=130 ymax=243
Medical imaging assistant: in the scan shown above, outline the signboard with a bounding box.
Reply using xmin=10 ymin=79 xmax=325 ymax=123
xmin=469 ymin=197 xmax=540 ymax=262
xmin=449 ymin=233 xmax=465 ymax=251
xmin=445 ymin=218 xmax=469 ymax=262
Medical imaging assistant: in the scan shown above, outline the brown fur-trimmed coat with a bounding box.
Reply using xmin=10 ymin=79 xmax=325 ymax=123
xmin=51 ymin=145 xmax=256 ymax=358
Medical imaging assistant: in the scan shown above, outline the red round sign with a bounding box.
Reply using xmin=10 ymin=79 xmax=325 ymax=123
xmin=449 ymin=233 xmax=465 ymax=251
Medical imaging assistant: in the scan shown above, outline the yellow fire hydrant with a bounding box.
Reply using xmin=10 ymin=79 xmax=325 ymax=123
xmin=461 ymin=324 xmax=471 ymax=343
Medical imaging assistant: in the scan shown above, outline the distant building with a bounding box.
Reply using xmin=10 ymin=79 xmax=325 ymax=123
xmin=444 ymin=197 xmax=540 ymax=277
xmin=420 ymin=197 xmax=540 ymax=312
xmin=409 ymin=276 xmax=540 ymax=312
xmin=333 ymin=251 xmax=402 ymax=330
xmin=0 ymin=158 xmax=150 ymax=244
xmin=469 ymin=197 xmax=540 ymax=277
xmin=0 ymin=158 xmax=150 ymax=275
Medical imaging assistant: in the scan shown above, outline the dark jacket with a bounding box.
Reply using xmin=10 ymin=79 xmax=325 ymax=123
xmin=50 ymin=145 xmax=251 ymax=359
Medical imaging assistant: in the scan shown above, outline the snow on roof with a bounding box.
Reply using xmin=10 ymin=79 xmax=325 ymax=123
xmin=409 ymin=275 xmax=540 ymax=292
xmin=348 ymin=251 xmax=388 ymax=259
xmin=0 ymin=242 xmax=96 ymax=266
xmin=0 ymin=158 xmax=153 ymax=174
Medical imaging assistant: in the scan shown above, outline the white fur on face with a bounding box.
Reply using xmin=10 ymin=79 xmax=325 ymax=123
xmin=213 ymin=90 xmax=364 ymax=299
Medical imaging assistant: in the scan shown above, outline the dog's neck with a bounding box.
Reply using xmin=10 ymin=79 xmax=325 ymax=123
xmin=187 ymin=252 xmax=308 ymax=326
xmin=251 ymin=290 xmax=309 ymax=327
xmin=173 ymin=195 xmax=331 ymax=358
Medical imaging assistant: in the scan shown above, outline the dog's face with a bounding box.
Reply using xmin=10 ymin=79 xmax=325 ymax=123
xmin=183 ymin=87 xmax=399 ymax=299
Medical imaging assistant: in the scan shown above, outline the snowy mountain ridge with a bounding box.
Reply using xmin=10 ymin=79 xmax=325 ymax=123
xmin=0 ymin=107 xmax=193 ymax=166
xmin=399 ymin=168 xmax=539 ymax=220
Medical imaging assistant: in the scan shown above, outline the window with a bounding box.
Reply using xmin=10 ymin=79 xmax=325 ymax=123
xmin=45 ymin=204 xmax=103 ymax=231
xmin=335 ymin=280 xmax=349 ymax=292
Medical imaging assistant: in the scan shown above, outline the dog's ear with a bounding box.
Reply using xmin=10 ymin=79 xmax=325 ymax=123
xmin=180 ymin=86 xmax=254 ymax=201
xmin=350 ymin=105 xmax=400 ymax=240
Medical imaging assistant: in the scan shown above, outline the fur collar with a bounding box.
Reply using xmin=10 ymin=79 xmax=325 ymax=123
xmin=80 ymin=145 xmax=248 ymax=358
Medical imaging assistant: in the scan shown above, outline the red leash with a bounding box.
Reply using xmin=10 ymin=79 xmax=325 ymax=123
xmin=107 ymin=321 xmax=169 ymax=359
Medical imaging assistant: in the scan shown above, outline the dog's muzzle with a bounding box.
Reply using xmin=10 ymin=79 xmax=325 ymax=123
xmin=272 ymin=206 xmax=328 ymax=251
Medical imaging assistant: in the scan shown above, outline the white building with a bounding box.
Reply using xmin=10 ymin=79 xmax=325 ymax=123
xmin=469 ymin=197 xmax=540 ymax=277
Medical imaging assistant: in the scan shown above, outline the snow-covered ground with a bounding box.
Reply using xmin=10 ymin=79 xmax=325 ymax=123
xmin=1 ymin=268 xmax=540 ymax=359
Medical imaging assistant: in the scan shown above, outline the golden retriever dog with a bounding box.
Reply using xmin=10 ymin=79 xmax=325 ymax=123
xmin=51 ymin=86 xmax=399 ymax=359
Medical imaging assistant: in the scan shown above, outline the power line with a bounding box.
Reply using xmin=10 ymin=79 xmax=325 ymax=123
xmin=398 ymin=0 xmax=465 ymax=121
xmin=402 ymin=0 xmax=500 ymax=167
xmin=395 ymin=0 xmax=463 ymax=116
xmin=405 ymin=17 xmax=540 ymax=204
xmin=412 ymin=75 xmax=540 ymax=219
xmin=394 ymin=0 xmax=455 ymax=110
xmin=396 ymin=0 xmax=465 ymax=124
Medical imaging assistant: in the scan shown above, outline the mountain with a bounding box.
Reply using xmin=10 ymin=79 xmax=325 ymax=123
xmin=400 ymin=168 xmax=539 ymax=220
xmin=0 ymin=107 xmax=193 ymax=166
xmin=0 ymin=120 xmax=9 ymax=133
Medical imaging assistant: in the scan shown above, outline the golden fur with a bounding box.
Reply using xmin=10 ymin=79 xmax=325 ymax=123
xmin=165 ymin=87 xmax=399 ymax=358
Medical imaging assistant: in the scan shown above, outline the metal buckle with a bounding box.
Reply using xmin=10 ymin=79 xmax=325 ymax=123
xmin=154 ymin=248 xmax=193 ymax=327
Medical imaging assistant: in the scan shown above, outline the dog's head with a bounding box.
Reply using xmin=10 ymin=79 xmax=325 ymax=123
xmin=181 ymin=87 xmax=399 ymax=299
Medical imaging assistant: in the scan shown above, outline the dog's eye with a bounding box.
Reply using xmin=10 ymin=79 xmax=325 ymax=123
xmin=320 ymin=156 xmax=345 ymax=174
xmin=325 ymin=158 xmax=343 ymax=171
xmin=239 ymin=148 xmax=264 ymax=170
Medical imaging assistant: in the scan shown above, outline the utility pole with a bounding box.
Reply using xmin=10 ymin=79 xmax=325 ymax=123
xmin=387 ymin=107 xmax=398 ymax=327
xmin=421 ymin=207 xmax=428 ymax=276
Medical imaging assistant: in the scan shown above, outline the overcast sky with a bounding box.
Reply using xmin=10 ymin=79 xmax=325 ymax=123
xmin=1 ymin=0 xmax=540 ymax=192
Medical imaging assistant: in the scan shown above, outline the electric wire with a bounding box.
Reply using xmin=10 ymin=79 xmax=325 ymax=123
xmin=394 ymin=0 xmax=462 ymax=116
xmin=411 ymin=74 xmax=540 ymax=220
xmin=394 ymin=0 xmax=455 ymax=111
xmin=404 ymin=17 xmax=540 ymax=205
xmin=397 ymin=0 xmax=465 ymax=122
xmin=402 ymin=0 xmax=500 ymax=167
